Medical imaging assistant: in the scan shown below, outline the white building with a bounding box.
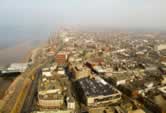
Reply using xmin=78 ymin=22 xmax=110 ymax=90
xmin=7 ymin=63 xmax=28 ymax=72
xmin=157 ymin=44 xmax=166 ymax=51
xmin=158 ymin=86 xmax=166 ymax=97
xmin=67 ymin=97 xmax=75 ymax=110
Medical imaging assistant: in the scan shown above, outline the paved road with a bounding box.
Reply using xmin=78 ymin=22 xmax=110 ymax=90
xmin=21 ymin=40 xmax=65 ymax=112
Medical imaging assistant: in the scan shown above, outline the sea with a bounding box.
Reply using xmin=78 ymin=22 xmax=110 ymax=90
xmin=0 ymin=25 xmax=54 ymax=66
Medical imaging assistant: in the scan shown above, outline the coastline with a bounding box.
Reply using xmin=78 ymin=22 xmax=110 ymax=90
xmin=0 ymin=40 xmax=40 ymax=67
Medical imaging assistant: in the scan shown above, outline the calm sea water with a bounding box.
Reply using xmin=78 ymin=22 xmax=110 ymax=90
xmin=0 ymin=25 xmax=53 ymax=66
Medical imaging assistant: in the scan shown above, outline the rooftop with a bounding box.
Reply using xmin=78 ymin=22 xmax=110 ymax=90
xmin=128 ymin=109 xmax=146 ymax=113
xmin=77 ymin=76 xmax=121 ymax=97
xmin=38 ymin=73 xmax=63 ymax=100
xmin=89 ymin=107 xmax=114 ymax=113
xmin=32 ymin=110 xmax=73 ymax=113
xmin=111 ymin=72 xmax=133 ymax=81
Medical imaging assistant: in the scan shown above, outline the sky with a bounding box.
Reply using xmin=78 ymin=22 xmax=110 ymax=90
xmin=0 ymin=0 xmax=166 ymax=46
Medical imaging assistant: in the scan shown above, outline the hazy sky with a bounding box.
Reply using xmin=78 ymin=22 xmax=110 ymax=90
xmin=0 ymin=0 xmax=166 ymax=42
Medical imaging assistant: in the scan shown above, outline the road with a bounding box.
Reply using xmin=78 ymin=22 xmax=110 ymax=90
xmin=21 ymin=39 xmax=65 ymax=113
xmin=0 ymin=48 xmax=37 ymax=101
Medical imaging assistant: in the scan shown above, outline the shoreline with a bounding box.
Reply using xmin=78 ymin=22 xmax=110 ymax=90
xmin=0 ymin=40 xmax=41 ymax=67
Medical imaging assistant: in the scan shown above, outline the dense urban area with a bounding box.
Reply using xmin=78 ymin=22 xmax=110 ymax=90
xmin=1 ymin=29 xmax=166 ymax=113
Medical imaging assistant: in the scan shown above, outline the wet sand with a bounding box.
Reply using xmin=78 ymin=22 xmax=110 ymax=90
xmin=0 ymin=41 xmax=36 ymax=99
xmin=0 ymin=41 xmax=35 ymax=66
xmin=0 ymin=76 xmax=16 ymax=99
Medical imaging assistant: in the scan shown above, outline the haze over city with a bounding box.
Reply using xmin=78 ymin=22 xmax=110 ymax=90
xmin=0 ymin=0 xmax=166 ymax=45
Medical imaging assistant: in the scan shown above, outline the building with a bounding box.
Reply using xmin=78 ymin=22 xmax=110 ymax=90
xmin=76 ymin=76 xmax=122 ymax=107
xmin=57 ymin=66 xmax=65 ymax=76
xmin=161 ymin=75 xmax=166 ymax=85
xmin=7 ymin=63 xmax=28 ymax=72
xmin=128 ymin=109 xmax=146 ymax=113
xmin=55 ymin=52 xmax=68 ymax=65
xmin=71 ymin=64 xmax=91 ymax=80
xmin=42 ymin=68 xmax=52 ymax=77
xmin=93 ymin=66 xmax=106 ymax=74
xmin=38 ymin=89 xmax=64 ymax=109
xmin=67 ymin=96 xmax=75 ymax=110
xmin=140 ymin=96 xmax=163 ymax=113
xmin=157 ymin=44 xmax=166 ymax=51
xmin=32 ymin=110 xmax=74 ymax=113
xmin=38 ymin=67 xmax=64 ymax=109
xmin=107 ymin=72 xmax=134 ymax=86
xmin=89 ymin=107 xmax=115 ymax=113
xmin=158 ymin=86 xmax=166 ymax=98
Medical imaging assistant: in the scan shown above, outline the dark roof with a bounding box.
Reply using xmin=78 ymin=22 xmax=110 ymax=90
xmin=77 ymin=77 xmax=120 ymax=97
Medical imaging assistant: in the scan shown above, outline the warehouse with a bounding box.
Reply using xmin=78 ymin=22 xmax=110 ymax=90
xmin=76 ymin=76 xmax=122 ymax=107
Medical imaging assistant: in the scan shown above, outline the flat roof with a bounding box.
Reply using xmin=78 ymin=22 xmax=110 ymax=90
xmin=39 ymin=79 xmax=61 ymax=91
xmin=77 ymin=77 xmax=121 ymax=97
xmin=32 ymin=110 xmax=73 ymax=113
xmin=111 ymin=73 xmax=132 ymax=81
xmin=39 ymin=93 xmax=63 ymax=100
xmin=128 ymin=109 xmax=145 ymax=113
xmin=89 ymin=107 xmax=114 ymax=113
